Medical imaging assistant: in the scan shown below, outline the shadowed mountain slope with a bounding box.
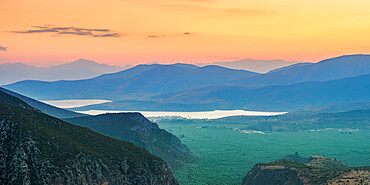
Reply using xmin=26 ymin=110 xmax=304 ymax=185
xmin=65 ymin=113 xmax=193 ymax=170
xmin=0 ymin=89 xmax=177 ymax=185
xmin=0 ymin=87 xmax=85 ymax=118
xmin=151 ymin=73 xmax=370 ymax=111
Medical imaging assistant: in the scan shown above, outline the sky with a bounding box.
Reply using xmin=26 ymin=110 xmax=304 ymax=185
xmin=1 ymin=0 xmax=370 ymax=66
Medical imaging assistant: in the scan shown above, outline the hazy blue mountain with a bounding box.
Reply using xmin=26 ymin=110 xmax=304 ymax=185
xmin=150 ymin=74 xmax=370 ymax=111
xmin=234 ymin=54 xmax=370 ymax=86
xmin=71 ymin=100 xmax=220 ymax=112
xmin=196 ymin=59 xmax=302 ymax=73
xmin=65 ymin=113 xmax=193 ymax=169
xmin=0 ymin=88 xmax=177 ymax=185
xmin=0 ymin=59 xmax=130 ymax=85
xmin=4 ymin=63 xmax=259 ymax=100
xmin=73 ymin=74 xmax=370 ymax=112
xmin=267 ymin=62 xmax=312 ymax=73
xmin=0 ymin=87 xmax=85 ymax=118
xmin=294 ymin=102 xmax=370 ymax=114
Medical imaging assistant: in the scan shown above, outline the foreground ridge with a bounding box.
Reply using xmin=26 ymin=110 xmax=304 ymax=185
xmin=0 ymin=90 xmax=178 ymax=185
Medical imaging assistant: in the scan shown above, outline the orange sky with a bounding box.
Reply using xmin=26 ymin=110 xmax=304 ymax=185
xmin=1 ymin=0 xmax=370 ymax=66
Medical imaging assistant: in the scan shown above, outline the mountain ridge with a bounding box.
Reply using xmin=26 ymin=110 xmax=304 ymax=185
xmin=5 ymin=63 xmax=259 ymax=100
xmin=195 ymin=59 xmax=302 ymax=73
xmin=73 ymin=73 xmax=370 ymax=112
xmin=0 ymin=59 xmax=130 ymax=85
xmin=234 ymin=54 xmax=370 ymax=86
xmin=0 ymin=87 xmax=85 ymax=118
xmin=65 ymin=112 xmax=193 ymax=170
xmin=0 ymin=88 xmax=178 ymax=185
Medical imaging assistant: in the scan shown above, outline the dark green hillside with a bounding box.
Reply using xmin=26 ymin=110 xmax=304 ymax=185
xmin=0 ymin=94 xmax=177 ymax=184
xmin=0 ymin=88 xmax=34 ymax=110
xmin=65 ymin=113 xmax=193 ymax=170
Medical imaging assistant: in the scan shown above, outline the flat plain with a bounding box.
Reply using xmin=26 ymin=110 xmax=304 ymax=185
xmin=158 ymin=121 xmax=370 ymax=185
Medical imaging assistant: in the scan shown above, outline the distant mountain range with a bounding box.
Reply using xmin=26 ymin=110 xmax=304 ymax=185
xmin=196 ymin=59 xmax=302 ymax=73
xmin=4 ymin=63 xmax=258 ymax=100
xmin=0 ymin=86 xmax=178 ymax=184
xmin=154 ymin=74 xmax=370 ymax=111
xmin=3 ymin=54 xmax=370 ymax=112
xmin=234 ymin=54 xmax=370 ymax=86
xmin=0 ymin=59 xmax=131 ymax=85
xmin=74 ymin=73 xmax=370 ymax=112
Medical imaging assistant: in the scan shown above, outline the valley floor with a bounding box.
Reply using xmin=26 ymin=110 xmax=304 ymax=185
xmin=158 ymin=122 xmax=370 ymax=185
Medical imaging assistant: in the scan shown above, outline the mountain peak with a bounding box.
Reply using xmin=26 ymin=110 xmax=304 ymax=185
xmin=318 ymin=54 xmax=370 ymax=64
xmin=72 ymin=59 xmax=98 ymax=65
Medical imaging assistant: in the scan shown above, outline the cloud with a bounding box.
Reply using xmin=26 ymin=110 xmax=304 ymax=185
xmin=147 ymin=34 xmax=167 ymax=38
xmin=146 ymin=32 xmax=191 ymax=38
xmin=12 ymin=26 xmax=120 ymax=38
xmin=0 ymin=46 xmax=7 ymax=52
xmin=94 ymin=33 xmax=120 ymax=37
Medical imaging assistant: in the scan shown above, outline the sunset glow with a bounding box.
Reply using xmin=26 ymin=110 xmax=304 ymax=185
xmin=1 ymin=0 xmax=370 ymax=66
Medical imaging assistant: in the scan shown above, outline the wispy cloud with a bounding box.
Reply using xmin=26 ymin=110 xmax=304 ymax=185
xmin=147 ymin=32 xmax=192 ymax=38
xmin=0 ymin=46 xmax=7 ymax=52
xmin=12 ymin=26 xmax=120 ymax=38
xmin=147 ymin=34 xmax=167 ymax=38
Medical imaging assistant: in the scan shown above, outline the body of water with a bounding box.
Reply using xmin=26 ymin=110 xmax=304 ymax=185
xmin=42 ymin=99 xmax=112 ymax=108
xmin=76 ymin=109 xmax=287 ymax=119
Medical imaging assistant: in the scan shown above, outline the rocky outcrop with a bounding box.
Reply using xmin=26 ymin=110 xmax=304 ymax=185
xmin=242 ymin=165 xmax=303 ymax=185
xmin=242 ymin=155 xmax=369 ymax=185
